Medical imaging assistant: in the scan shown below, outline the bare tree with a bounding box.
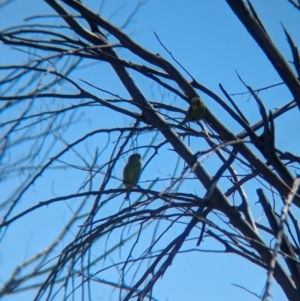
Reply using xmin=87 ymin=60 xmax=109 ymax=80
xmin=1 ymin=1 xmax=300 ymax=300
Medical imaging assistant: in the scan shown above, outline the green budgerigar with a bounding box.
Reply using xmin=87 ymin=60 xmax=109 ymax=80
xmin=181 ymin=97 xmax=206 ymax=124
xmin=123 ymin=153 xmax=142 ymax=199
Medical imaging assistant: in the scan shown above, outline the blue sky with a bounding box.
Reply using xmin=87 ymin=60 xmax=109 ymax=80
xmin=1 ymin=1 xmax=299 ymax=300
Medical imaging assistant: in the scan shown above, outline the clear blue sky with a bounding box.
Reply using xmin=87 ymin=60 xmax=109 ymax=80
xmin=1 ymin=1 xmax=299 ymax=300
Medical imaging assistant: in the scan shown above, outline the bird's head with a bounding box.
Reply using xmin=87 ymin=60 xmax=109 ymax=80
xmin=128 ymin=153 xmax=142 ymax=162
xmin=191 ymin=97 xmax=203 ymax=111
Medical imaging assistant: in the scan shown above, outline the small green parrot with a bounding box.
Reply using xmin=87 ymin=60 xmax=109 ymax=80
xmin=181 ymin=97 xmax=206 ymax=125
xmin=123 ymin=153 xmax=142 ymax=199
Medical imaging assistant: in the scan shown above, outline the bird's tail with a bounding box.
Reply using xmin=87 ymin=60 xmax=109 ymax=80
xmin=124 ymin=184 xmax=133 ymax=201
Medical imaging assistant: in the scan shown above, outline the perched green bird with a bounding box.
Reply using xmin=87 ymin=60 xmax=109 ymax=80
xmin=123 ymin=153 xmax=142 ymax=199
xmin=180 ymin=97 xmax=206 ymax=125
